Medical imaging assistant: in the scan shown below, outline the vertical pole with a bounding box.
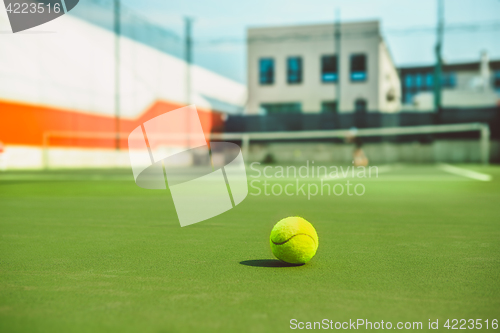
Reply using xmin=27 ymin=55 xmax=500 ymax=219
xmin=335 ymin=8 xmax=341 ymax=114
xmin=114 ymin=0 xmax=121 ymax=150
xmin=433 ymin=0 xmax=444 ymax=116
xmin=184 ymin=17 xmax=193 ymax=149
xmin=43 ymin=132 xmax=49 ymax=169
xmin=480 ymin=124 xmax=490 ymax=165
xmin=185 ymin=17 xmax=193 ymax=105
xmin=242 ymin=134 xmax=250 ymax=162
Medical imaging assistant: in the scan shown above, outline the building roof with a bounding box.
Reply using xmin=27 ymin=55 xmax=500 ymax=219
xmin=248 ymin=20 xmax=380 ymax=31
xmin=399 ymin=60 xmax=500 ymax=73
xmin=247 ymin=20 xmax=381 ymax=42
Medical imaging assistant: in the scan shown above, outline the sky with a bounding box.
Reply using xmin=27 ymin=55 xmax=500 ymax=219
xmin=122 ymin=0 xmax=500 ymax=83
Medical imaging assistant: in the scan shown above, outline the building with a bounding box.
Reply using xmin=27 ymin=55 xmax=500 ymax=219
xmin=246 ymin=21 xmax=401 ymax=115
xmin=399 ymin=53 xmax=500 ymax=110
xmin=0 ymin=0 xmax=246 ymax=169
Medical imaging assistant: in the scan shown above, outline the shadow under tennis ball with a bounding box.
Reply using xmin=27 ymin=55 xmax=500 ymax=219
xmin=239 ymin=259 xmax=304 ymax=268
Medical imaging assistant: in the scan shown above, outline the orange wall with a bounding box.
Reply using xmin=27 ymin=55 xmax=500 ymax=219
xmin=0 ymin=100 xmax=225 ymax=149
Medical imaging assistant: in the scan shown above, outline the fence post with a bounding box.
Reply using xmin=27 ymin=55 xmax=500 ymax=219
xmin=42 ymin=132 xmax=49 ymax=170
xmin=480 ymin=124 xmax=490 ymax=165
xmin=241 ymin=134 xmax=250 ymax=162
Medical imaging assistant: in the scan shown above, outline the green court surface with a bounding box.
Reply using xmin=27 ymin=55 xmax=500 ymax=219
xmin=1 ymin=165 xmax=499 ymax=332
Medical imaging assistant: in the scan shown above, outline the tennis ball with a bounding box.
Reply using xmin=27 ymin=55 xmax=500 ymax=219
xmin=270 ymin=217 xmax=318 ymax=265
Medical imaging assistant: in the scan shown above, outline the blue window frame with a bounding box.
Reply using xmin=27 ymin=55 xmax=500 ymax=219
xmin=321 ymin=55 xmax=338 ymax=82
xmin=442 ymin=72 xmax=456 ymax=88
xmin=404 ymin=92 xmax=415 ymax=104
xmin=405 ymin=74 xmax=414 ymax=88
xmin=425 ymin=73 xmax=434 ymax=89
xmin=350 ymin=54 xmax=367 ymax=82
xmin=259 ymin=58 xmax=274 ymax=85
xmin=493 ymin=70 xmax=500 ymax=90
xmin=287 ymin=57 xmax=302 ymax=84
xmin=415 ymin=74 xmax=423 ymax=88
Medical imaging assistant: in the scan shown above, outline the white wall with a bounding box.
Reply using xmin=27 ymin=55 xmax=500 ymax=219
xmin=378 ymin=41 xmax=401 ymax=113
xmin=0 ymin=11 xmax=246 ymax=118
xmin=412 ymin=90 xmax=498 ymax=110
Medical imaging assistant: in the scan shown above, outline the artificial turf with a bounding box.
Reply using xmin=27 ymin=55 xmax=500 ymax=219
xmin=0 ymin=165 xmax=499 ymax=332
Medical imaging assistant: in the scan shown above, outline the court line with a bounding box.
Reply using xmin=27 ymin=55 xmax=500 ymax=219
xmin=438 ymin=164 xmax=492 ymax=182
xmin=321 ymin=164 xmax=402 ymax=180
xmin=0 ymin=175 xmax=132 ymax=181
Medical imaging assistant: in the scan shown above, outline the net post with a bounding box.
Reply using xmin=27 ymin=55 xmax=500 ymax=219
xmin=242 ymin=134 xmax=250 ymax=162
xmin=480 ymin=124 xmax=490 ymax=165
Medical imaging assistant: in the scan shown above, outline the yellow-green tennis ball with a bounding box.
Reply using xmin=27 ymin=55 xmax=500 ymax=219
xmin=270 ymin=217 xmax=318 ymax=265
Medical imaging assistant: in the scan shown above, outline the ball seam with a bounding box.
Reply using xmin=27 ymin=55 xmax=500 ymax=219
xmin=271 ymin=233 xmax=317 ymax=246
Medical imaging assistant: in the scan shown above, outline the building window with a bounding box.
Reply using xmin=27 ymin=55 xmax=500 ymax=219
xmin=404 ymin=92 xmax=415 ymax=104
xmin=321 ymin=55 xmax=338 ymax=82
xmin=259 ymin=58 xmax=274 ymax=85
xmin=425 ymin=73 xmax=434 ymax=90
xmin=287 ymin=57 xmax=302 ymax=84
xmin=442 ymin=72 xmax=456 ymax=88
xmin=493 ymin=70 xmax=500 ymax=91
xmin=355 ymin=99 xmax=367 ymax=113
xmin=354 ymin=99 xmax=367 ymax=128
xmin=415 ymin=73 xmax=423 ymax=89
xmin=405 ymin=74 xmax=414 ymax=88
xmin=402 ymin=71 xmax=434 ymax=104
xmin=321 ymin=101 xmax=337 ymax=113
xmin=260 ymin=103 xmax=301 ymax=114
xmin=350 ymin=54 xmax=367 ymax=82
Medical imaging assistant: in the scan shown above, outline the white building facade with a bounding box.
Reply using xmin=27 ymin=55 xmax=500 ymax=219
xmin=247 ymin=21 xmax=401 ymax=115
